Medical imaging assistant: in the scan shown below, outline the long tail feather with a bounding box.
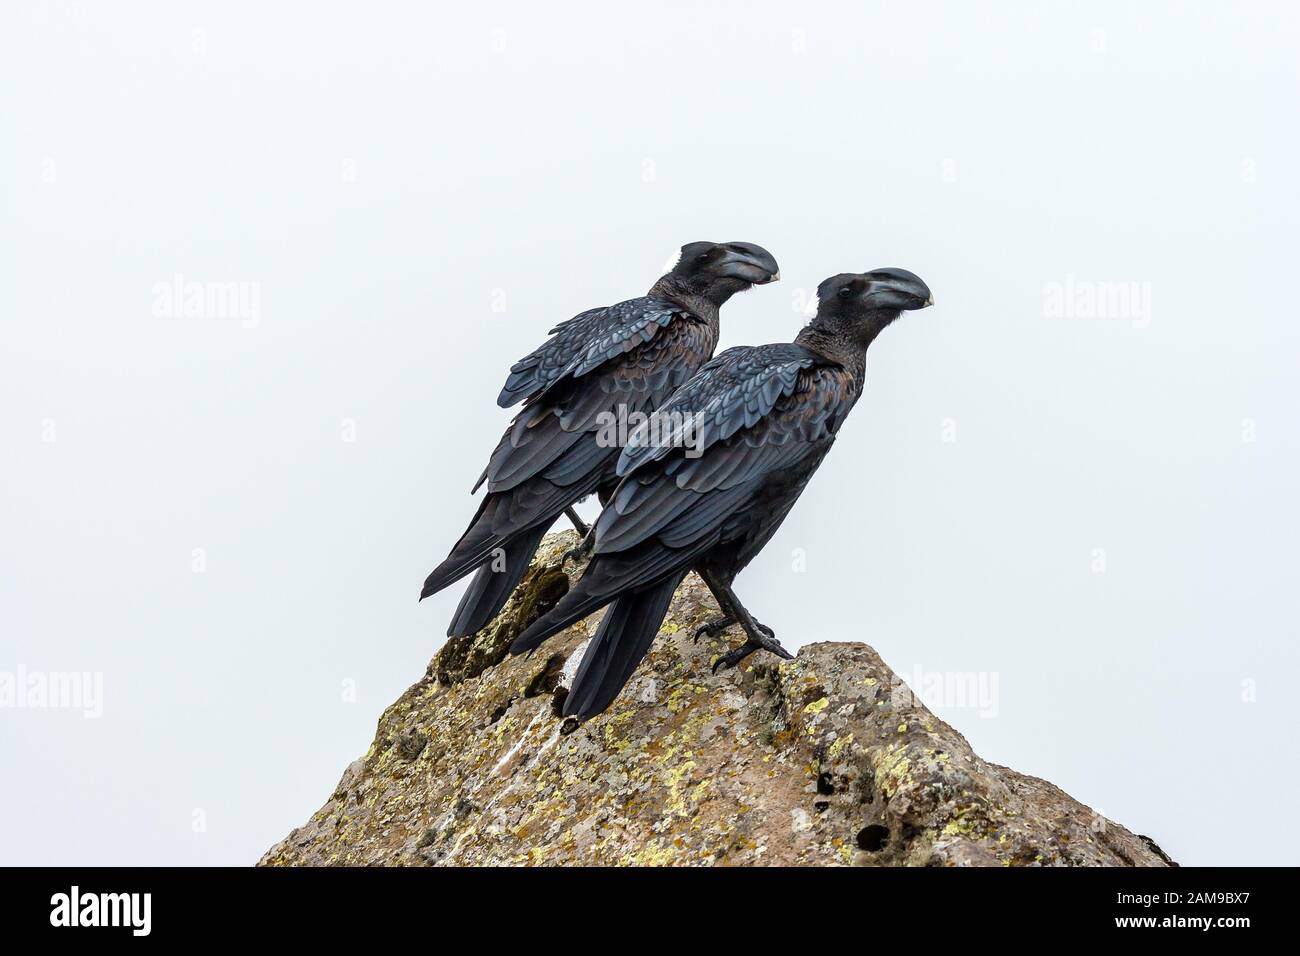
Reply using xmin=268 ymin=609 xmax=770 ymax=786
xmin=422 ymin=472 xmax=603 ymax=602
xmin=510 ymin=539 xmax=709 ymax=655
xmin=563 ymin=574 xmax=685 ymax=718
xmin=420 ymin=498 xmax=499 ymax=601
xmin=446 ymin=519 xmax=555 ymax=637
xmin=508 ymin=575 xmax=615 ymax=655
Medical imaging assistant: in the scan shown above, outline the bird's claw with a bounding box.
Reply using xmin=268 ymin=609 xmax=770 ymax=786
xmin=560 ymin=537 xmax=594 ymax=568
xmin=693 ymin=616 xmax=735 ymax=643
xmin=711 ymin=629 xmax=794 ymax=673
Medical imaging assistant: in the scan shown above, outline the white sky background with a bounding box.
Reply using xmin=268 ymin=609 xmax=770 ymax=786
xmin=2 ymin=1 xmax=1297 ymax=866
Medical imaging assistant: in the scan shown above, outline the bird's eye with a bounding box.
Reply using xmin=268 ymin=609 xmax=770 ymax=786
xmin=837 ymin=287 xmax=853 ymax=298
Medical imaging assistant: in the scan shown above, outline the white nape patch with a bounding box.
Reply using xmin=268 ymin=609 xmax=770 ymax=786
xmin=661 ymin=248 xmax=682 ymax=273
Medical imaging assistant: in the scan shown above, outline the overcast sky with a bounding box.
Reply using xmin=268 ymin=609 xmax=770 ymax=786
xmin=2 ymin=1 xmax=1297 ymax=866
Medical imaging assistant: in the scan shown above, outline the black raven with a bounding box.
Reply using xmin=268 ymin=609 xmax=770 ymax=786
xmin=510 ymin=268 xmax=934 ymax=718
xmin=420 ymin=241 xmax=781 ymax=638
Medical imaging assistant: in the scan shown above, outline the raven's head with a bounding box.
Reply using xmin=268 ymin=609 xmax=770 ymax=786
xmin=665 ymin=241 xmax=780 ymax=305
xmin=818 ymin=268 xmax=933 ymax=315
xmin=812 ymin=268 xmax=933 ymax=345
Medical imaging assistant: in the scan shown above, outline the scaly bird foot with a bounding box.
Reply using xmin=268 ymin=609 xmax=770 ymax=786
xmin=711 ymin=628 xmax=793 ymax=673
xmin=561 ymin=531 xmax=594 ymax=568
xmin=694 ymin=615 xmax=736 ymax=643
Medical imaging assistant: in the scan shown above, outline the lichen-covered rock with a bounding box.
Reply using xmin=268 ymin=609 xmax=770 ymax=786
xmin=260 ymin=531 xmax=1174 ymax=867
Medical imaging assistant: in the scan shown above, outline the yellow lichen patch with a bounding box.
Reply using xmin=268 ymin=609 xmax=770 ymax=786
xmin=827 ymin=733 xmax=854 ymax=763
xmin=602 ymin=709 xmax=635 ymax=752
xmin=665 ymin=686 xmax=693 ymax=714
xmin=942 ymin=817 xmax=977 ymax=837
xmin=803 ymin=697 xmax=829 ymax=715
xmin=664 ymin=759 xmax=698 ymax=818
xmin=874 ymin=745 xmax=912 ymax=798
xmin=623 ymin=839 xmax=677 ymax=866
xmin=523 ymin=845 xmax=550 ymax=865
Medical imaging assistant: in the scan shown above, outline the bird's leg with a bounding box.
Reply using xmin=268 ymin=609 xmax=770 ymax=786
xmin=698 ymin=572 xmax=792 ymax=672
xmin=563 ymin=506 xmax=590 ymax=537
xmin=699 ymin=571 xmax=739 ymax=617
xmin=712 ymin=598 xmax=793 ymax=671
xmin=695 ymin=575 xmax=741 ymax=642
xmin=699 ymin=573 xmax=774 ymax=639
xmin=561 ymin=525 xmax=595 ymax=567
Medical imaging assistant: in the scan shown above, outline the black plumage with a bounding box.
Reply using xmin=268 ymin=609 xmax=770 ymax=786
xmin=420 ymin=241 xmax=780 ymax=637
xmin=511 ymin=268 xmax=934 ymax=718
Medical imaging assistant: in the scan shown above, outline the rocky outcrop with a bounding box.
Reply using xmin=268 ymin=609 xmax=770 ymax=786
xmin=260 ymin=531 xmax=1174 ymax=867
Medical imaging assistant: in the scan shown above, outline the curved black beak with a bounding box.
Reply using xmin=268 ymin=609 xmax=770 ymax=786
xmin=862 ymin=267 xmax=933 ymax=310
xmin=716 ymin=242 xmax=781 ymax=285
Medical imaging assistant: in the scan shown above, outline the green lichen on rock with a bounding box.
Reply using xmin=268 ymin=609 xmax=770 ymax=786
xmin=260 ymin=531 xmax=1174 ymax=868
xmin=432 ymin=561 xmax=569 ymax=685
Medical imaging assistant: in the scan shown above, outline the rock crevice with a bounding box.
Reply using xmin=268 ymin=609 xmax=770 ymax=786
xmin=260 ymin=532 xmax=1172 ymax=867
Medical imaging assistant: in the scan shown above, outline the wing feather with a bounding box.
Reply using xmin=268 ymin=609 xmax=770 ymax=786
xmin=496 ymin=298 xmax=684 ymax=408
xmin=594 ymin=346 xmax=858 ymax=557
xmin=482 ymin=312 xmax=714 ymax=493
